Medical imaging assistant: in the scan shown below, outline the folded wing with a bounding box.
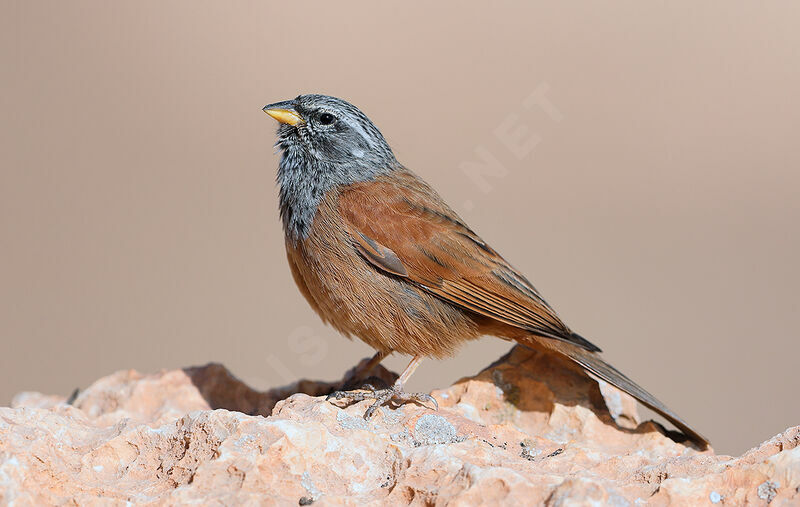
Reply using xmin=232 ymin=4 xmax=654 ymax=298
xmin=339 ymin=169 xmax=601 ymax=352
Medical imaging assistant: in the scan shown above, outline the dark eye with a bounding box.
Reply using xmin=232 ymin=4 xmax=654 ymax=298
xmin=318 ymin=112 xmax=335 ymax=125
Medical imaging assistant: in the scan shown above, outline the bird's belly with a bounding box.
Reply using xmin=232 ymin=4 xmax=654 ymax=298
xmin=284 ymin=202 xmax=480 ymax=358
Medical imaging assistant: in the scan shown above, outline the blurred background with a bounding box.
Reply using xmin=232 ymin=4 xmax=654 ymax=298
xmin=2 ymin=2 xmax=798 ymax=455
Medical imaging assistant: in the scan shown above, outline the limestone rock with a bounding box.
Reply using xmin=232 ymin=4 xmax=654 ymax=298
xmin=1 ymin=346 xmax=798 ymax=505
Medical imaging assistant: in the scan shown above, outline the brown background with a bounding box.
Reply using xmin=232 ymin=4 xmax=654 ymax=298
xmin=2 ymin=2 xmax=798 ymax=456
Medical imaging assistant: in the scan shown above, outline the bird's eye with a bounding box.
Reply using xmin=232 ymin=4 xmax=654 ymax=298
xmin=318 ymin=112 xmax=335 ymax=125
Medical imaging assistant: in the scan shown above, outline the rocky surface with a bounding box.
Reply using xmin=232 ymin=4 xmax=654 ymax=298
xmin=1 ymin=345 xmax=798 ymax=505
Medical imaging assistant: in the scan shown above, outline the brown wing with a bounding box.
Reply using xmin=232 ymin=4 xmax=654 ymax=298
xmin=338 ymin=168 xmax=600 ymax=352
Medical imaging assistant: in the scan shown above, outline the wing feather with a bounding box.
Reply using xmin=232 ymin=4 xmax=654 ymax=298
xmin=338 ymin=169 xmax=601 ymax=352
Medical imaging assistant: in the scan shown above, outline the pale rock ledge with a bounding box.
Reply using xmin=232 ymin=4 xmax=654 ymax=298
xmin=1 ymin=346 xmax=798 ymax=505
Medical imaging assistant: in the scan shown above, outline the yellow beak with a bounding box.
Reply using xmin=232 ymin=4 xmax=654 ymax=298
xmin=263 ymin=107 xmax=303 ymax=126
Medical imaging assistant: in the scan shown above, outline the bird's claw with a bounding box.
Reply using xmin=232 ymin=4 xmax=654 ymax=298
xmin=325 ymin=386 xmax=438 ymax=419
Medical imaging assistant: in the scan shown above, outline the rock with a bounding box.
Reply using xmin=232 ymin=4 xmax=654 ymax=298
xmin=1 ymin=345 xmax=798 ymax=505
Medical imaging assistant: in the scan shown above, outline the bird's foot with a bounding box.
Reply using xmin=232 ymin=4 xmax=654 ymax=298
xmin=326 ymin=384 xmax=438 ymax=419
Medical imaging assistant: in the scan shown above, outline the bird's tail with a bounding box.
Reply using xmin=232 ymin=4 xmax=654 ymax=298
xmin=531 ymin=337 xmax=710 ymax=448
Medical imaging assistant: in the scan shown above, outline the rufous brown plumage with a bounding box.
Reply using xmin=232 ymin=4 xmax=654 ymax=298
xmin=264 ymin=94 xmax=708 ymax=447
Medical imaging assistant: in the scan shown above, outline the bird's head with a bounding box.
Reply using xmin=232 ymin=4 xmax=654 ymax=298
xmin=263 ymin=94 xmax=397 ymax=176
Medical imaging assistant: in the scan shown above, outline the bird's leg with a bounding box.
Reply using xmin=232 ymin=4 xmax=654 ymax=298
xmin=326 ymin=355 xmax=438 ymax=419
xmin=352 ymin=350 xmax=389 ymax=382
xmin=339 ymin=350 xmax=390 ymax=390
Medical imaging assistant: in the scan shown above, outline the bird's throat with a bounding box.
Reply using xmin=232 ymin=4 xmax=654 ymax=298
xmin=277 ymin=152 xmax=331 ymax=242
xmin=276 ymin=146 xmax=396 ymax=242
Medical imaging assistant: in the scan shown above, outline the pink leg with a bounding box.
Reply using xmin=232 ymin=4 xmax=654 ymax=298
xmin=327 ymin=355 xmax=437 ymax=419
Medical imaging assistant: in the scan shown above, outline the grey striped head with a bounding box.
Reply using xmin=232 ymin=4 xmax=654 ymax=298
xmin=263 ymin=94 xmax=399 ymax=240
xmin=264 ymin=94 xmax=397 ymax=172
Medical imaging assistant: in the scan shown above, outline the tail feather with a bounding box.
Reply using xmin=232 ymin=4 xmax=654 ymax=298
xmin=534 ymin=338 xmax=709 ymax=448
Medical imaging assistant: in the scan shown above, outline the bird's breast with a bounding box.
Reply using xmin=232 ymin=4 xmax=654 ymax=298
xmin=283 ymin=187 xmax=482 ymax=358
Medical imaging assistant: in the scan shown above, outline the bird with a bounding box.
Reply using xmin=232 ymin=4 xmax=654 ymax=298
xmin=262 ymin=93 xmax=708 ymax=447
